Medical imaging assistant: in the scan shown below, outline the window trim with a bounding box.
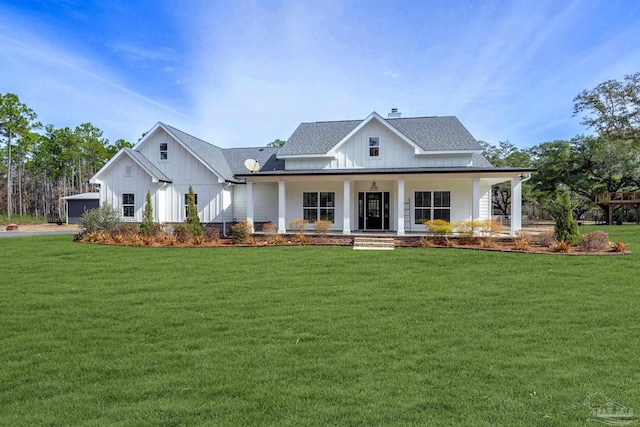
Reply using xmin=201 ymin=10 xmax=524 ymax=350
xmin=160 ymin=142 xmax=168 ymax=160
xmin=122 ymin=193 xmax=135 ymax=218
xmin=368 ymin=136 xmax=380 ymax=157
xmin=414 ymin=190 xmax=451 ymax=224
xmin=184 ymin=193 xmax=198 ymax=218
xmin=302 ymin=191 xmax=335 ymax=223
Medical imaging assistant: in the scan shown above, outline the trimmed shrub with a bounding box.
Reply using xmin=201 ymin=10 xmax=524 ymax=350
xmin=479 ymin=219 xmax=503 ymax=237
xmin=424 ymin=219 xmax=452 ymax=236
xmin=579 ymin=231 xmax=610 ymax=252
xmin=289 ymin=219 xmax=308 ymax=234
xmin=314 ymin=220 xmax=332 ymax=237
xmin=231 ymin=220 xmax=253 ymax=244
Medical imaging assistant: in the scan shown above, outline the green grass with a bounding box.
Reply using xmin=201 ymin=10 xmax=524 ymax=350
xmin=1 ymin=226 xmax=639 ymax=426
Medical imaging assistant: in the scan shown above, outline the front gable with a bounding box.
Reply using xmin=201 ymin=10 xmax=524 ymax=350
xmin=135 ymin=124 xmax=227 ymax=184
xmin=279 ymin=113 xmax=485 ymax=171
xmin=326 ymin=112 xmax=423 ymax=157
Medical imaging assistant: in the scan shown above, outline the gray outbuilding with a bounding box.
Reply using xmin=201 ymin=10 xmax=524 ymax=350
xmin=63 ymin=193 xmax=100 ymax=224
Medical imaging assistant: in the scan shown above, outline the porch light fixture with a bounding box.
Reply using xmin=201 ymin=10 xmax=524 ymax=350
xmin=370 ymin=181 xmax=378 ymax=191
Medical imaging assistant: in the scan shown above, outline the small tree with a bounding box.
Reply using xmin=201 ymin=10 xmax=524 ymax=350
xmin=545 ymin=189 xmax=581 ymax=245
xmin=140 ymin=190 xmax=155 ymax=237
xmin=186 ymin=185 xmax=203 ymax=237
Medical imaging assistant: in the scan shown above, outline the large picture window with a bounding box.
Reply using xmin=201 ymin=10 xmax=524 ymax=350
xmin=122 ymin=193 xmax=135 ymax=217
xmin=414 ymin=191 xmax=450 ymax=224
xmin=303 ymin=192 xmax=335 ymax=223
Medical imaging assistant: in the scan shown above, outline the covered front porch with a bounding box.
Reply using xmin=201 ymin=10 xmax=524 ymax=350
xmin=242 ymin=170 xmax=531 ymax=237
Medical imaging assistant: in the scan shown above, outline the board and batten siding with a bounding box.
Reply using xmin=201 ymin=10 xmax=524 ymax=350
xmin=232 ymin=183 xmax=278 ymax=224
xmin=97 ymin=153 xmax=156 ymax=222
xmin=284 ymin=120 xmax=474 ymax=170
xmin=137 ymin=129 xmax=224 ymax=184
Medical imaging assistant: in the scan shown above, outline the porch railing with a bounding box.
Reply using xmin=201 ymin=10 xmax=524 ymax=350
xmin=595 ymin=192 xmax=640 ymax=203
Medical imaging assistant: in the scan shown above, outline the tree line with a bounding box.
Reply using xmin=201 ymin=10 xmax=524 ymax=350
xmin=483 ymin=72 xmax=640 ymax=223
xmin=0 ymin=93 xmax=132 ymax=220
xmin=1 ymin=72 xmax=639 ymax=222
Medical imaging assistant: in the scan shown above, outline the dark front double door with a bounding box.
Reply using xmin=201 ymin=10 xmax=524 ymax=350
xmin=358 ymin=192 xmax=390 ymax=230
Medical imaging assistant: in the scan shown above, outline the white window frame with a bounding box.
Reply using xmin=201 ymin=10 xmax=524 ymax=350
xmin=160 ymin=142 xmax=168 ymax=160
xmin=184 ymin=193 xmax=198 ymax=218
xmin=369 ymin=137 xmax=380 ymax=157
xmin=414 ymin=190 xmax=451 ymax=224
xmin=122 ymin=193 xmax=135 ymax=218
xmin=303 ymin=191 xmax=335 ymax=223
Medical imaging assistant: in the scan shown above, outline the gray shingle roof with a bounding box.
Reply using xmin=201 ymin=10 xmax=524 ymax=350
xmin=223 ymin=147 xmax=284 ymax=175
xmin=387 ymin=116 xmax=481 ymax=151
xmin=278 ymin=120 xmax=360 ymax=155
xmin=145 ymin=118 xmax=494 ymax=182
xmin=278 ymin=115 xmax=482 ymax=156
xmin=126 ymin=148 xmax=172 ymax=182
xmin=161 ymin=123 xmax=236 ymax=181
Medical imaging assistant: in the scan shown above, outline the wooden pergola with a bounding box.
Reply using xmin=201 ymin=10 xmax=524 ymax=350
xmin=595 ymin=192 xmax=640 ymax=225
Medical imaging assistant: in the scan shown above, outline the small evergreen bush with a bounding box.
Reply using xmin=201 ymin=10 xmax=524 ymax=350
xmin=545 ymin=190 xmax=580 ymax=245
xmin=140 ymin=190 xmax=155 ymax=237
xmin=231 ymin=220 xmax=253 ymax=244
xmin=185 ymin=185 xmax=204 ymax=238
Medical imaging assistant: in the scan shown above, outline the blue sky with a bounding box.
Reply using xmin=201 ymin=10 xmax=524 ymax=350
xmin=1 ymin=0 xmax=639 ymax=148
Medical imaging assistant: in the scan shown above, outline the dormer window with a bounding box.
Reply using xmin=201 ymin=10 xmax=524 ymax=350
xmin=369 ymin=137 xmax=379 ymax=157
xmin=160 ymin=143 xmax=168 ymax=160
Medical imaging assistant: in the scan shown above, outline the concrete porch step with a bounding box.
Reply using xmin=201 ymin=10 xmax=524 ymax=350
xmin=353 ymin=236 xmax=395 ymax=250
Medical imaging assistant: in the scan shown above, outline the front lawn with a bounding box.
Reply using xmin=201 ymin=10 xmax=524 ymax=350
xmin=1 ymin=226 xmax=639 ymax=426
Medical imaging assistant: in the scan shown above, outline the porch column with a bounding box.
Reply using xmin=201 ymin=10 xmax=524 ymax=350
xmin=397 ymin=179 xmax=405 ymax=235
xmin=472 ymin=178 xmax=481 ymax=220
xmin=343 ymin=179 xmax=351 ymax=235
xmin=510 ymin=177 xmax=522 ymax=236
xmin=278 ymin=181 xmax=286 ymax=234
xmin=246 ymin=181 xmax=254 ymax=232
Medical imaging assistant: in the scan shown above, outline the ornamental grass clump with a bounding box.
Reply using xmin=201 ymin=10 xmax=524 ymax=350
xmin=613 ymin=241 xmax=629 ymax=252
xmin=550 ymin=240 xmax=572 ymax=253
xmin=512 ymin=230 xmax=532 ymax=251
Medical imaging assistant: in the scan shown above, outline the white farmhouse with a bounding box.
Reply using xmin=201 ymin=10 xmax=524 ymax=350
xmin=90 ymin=111 xmax=534 ymax=235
